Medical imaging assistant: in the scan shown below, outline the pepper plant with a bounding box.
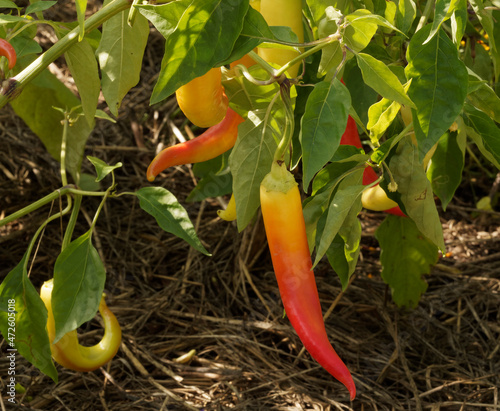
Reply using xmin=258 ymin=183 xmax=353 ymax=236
xmin=1 ymin=0 xmax=499 ymax=400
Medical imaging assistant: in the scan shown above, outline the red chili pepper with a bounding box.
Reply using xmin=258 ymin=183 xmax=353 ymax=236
xmin=339 ymin=115 xmax=405 ymax=216
xmin=340 ymin=115 xmax=362 ymax=149
xmin=260 ymin=161 xmax=356 ymax=400
xmin=0 ymin=38 xmax=16 ymax=70
xmin=147 ymin=107 xmax=244 ymax=182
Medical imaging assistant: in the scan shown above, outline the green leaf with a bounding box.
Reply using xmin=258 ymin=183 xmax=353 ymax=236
xmin=376 ymin=215 xmax=438 ymax=308
xmin=0 ymin=0 xmax=20 ymax=9
xmin=469 ymin=0 xmax=499 ymax=79
xmin=25 ymin=0 xmax=56 ymax=14
xmin=466 ymin=72 xmax=500 ymax=123
xmin=97 ymin=0 xmax=149 ymax=116
xmin=304 ymin=159 xmax=365 ymax=250
xmin=342 ymin=60 xmax=380 ymax=126
xmin=464 ymin=39 xmax=494 ymax=82
xmin=75 ymin=0 xmax=87 ymax=41
xmin=79 ymin=173 xmax=101 ymax=191
xmin=326 ymin=201 xmax=362 ymax=290
xmin=423 ymin=0 xmax=466 ymax=45
xmin=405 ymin=25 xmax=468 ymax=161
xmin=307 ymin=2 xmax=339 ymax=24
xmin=9 ymin=68 xmax=92 ymax=178
xmin=450 ymin=0 xmax=467 ymax=47
xmin=367 ymin=97 xmax=402 ymax=143
xmin=87 ymin=156 xmax=123 ymax=182
xmin=312 ymin=158 xmax=365 ymax=195
xmin=313 ymin=168 xmax=365 ymax=267
xmin=356 ymin=53 xmax=415 ymax=108
xmin=9 ymin=36 xmax=42 ymax=59
xmin=139 ymin=0 xmax=248 ymax=104
xmin=136 ymin=187 xmax=211 ymax=256
xmin=187 ymin=154 xmax=233 ymax=202
xmin=344 ymin=9 xmax=380 ymax=52
xmin=0 ymin=15 xmax=26 ymax=23
xmin=229 ymin=109 xmax=281 ymax=231
xmin=219 ymin=6 xmax=273 ymax=66
xmin=346 ymin=9 xmax=403 ymax=35
xmin=0 ymin=254 xmax=58 ymax=381
xmin=389 ymin=137 xmax=445 ymax=250
xmin=427 ymin=130 xmax=466 ymax=210
xmin=52 ymin=231 xmax=106 ymax=343
xmin=65 ymin=38 xmax=100 ymax=126
xmin=300 ymin=79 xmax=351 ymax=189
xmin=395 ymin=0 xmax=416 ymax=35
xmin=317 ymin=15 xmax=342 ymax=77
xmin=463 ymin=103 xmax=500 ymax=169
xmin=95 ymin=109 xmax=116 ymax=122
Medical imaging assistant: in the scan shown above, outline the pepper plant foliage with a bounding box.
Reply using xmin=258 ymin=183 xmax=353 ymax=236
xmin=0 ymin=0 xmax=499 ymax=380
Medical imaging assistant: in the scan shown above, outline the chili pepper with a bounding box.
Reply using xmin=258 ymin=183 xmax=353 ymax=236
xmin=176 ymin=67 xmax=229 ymax=128
xmin=147 ymin=107 xmax=244 ymax=182
xmin=361 ymin=166 xmax=405 ymax=216
xmin=40 ymin=279 xmax=122 ymax=372
xmin=217 ymin=194 xmax=237 ymax=221
xmin=339 ymin=115 xmax=405 ymax=216
xmin=258 ymin=0 xmax=304 ymax=78
xmin=340 ymin=115 xmax=362 ymax=148
xmin=0 ymin=38 xmax=16 ymax=70
xmin=260 ymin=161 xmax=356 ymax=400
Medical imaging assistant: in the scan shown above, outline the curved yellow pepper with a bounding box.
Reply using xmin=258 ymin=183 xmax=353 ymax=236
xmin=217 ymin=194 xmax=237 ymax=221
xmin=258 ymin=0 xmax=304 ymax=78
xmin=361 ymin=185 xmax=400 ymax=212
xmin=40 ymin=279 xmax=122 ymax=372
xmin=175 ymin=67 xmax=229 ymax=128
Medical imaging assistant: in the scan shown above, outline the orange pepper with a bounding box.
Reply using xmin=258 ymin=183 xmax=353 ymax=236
xmin=176 ymin=67 xmax=229 ymax=128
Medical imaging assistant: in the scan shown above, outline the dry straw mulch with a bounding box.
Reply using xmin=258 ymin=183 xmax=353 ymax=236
xmin=1 ymin=11 xmax=500 ymax=411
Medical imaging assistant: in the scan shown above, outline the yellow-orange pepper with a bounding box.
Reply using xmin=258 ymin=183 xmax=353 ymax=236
xmin=176 ymin=67 xmax=229 ymax=128
xmin=40 ymin=279 xmax=122 ymax=372
xmin=260 ymin=162 xmax=356 ymax=400
xmin=217 ymin=194 xmax=237 ymax=221
xmin=258 ymin=0 xmax=304 ymax=77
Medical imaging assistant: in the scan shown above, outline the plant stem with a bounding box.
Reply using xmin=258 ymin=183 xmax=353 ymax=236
xmin=0 ymin=187 xmax=108 ymax=227
xmin=275 ymin=34 xmax=340 ymax=78
xmin=0 ymin=0 xmax=132 ymax=109
xmin=416 ymin=0 xmax=435 ymax=32
xmin=61 ymin=194 xmax=82 ymax=250
xmin=25 ymin=199 xmax=73 ymax=275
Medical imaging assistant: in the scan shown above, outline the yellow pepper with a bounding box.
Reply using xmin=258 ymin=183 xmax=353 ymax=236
xmin=176 ymin=67 xmax=229 ymax=128
xmin=217 ymin=194 xmax=237 ymax=221
xmin=40 ymin=279 xmax=122 ymax=372
xmin=258 ymin=0 xmax=304 ymax=78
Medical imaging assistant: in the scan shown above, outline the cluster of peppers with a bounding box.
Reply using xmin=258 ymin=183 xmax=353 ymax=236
xmin=145 ymin=1 xmax=382 ymax=401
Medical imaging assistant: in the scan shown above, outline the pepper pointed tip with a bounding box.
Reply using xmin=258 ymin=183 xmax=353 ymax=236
xmin=346 ymin=379 xmax=356 ymax=401
xmin=146 ymin=172 xmax=156 ymax=182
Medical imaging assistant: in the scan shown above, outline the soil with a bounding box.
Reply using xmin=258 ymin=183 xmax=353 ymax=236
xmin=1 ymin=5 xmax=499 ymax=411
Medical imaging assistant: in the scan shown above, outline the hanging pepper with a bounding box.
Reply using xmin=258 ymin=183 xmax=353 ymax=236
xmin=147 ymin=107 xmax=244 ymax=182
xmin=260 ymin=161 xmax=356 ymax=400
xmin=0 ymin=38 xmax=16 ymax=70
xmin=258 ymin=0 xmax=304 ymax=78
xmin=176 ymin=67 xmax=229 ymax=128
xmin=340 ymin=114 xmax=405 ymax=216
xmin=40 ymin=279 xmax=122 ymax=372
xmin=217 ymin=194 xmax=237 ymax=221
